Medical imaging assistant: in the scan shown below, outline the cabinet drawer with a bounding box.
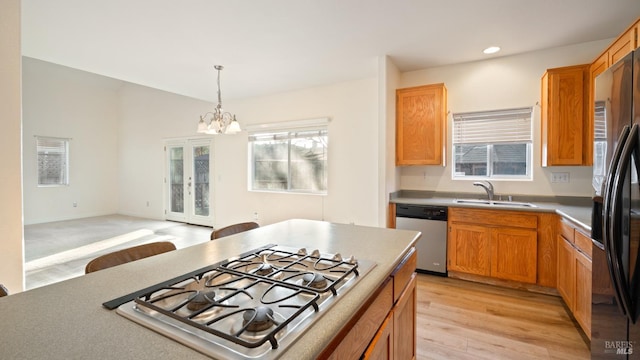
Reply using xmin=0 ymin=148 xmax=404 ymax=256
xmin=559 ymin=220 xmax=575 ymax=242
xmin=449 ymin=208 xmax=537 ymax=229
xmin=392 ymin=248 xmax=416 ymax=303
xmin=574 ymin=229 xmax=593 ymax=258
xmin=326 ymin=280 xmax=393 ymax=359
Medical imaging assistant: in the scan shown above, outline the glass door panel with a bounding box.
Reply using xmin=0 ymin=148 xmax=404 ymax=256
xmin=165 ymin=140 xmax=213 ymax=226
xmin=191 ymin=144 xmax=210 ymax=222
xmin=170 ymin=147 xmax=184 ymax=214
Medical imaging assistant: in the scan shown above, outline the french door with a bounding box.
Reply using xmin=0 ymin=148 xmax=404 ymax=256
xmin=164 ymin=139 xmax=213 ymax=226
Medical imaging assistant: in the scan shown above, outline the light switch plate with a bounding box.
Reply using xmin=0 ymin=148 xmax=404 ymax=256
xmin=551 ymin=172 xmax=570 ymax=183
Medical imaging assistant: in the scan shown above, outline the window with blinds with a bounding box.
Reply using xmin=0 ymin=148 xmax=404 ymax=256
xmin=249 ymin=128 xmax=327 ymax=193
xmin=36 ymin=136 xmax=70 ymax=186
xmin=452 ymin=107 xmax=532 ymax=179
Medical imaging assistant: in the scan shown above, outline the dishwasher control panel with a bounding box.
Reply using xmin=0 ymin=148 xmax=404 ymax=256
xmin=396 ymin=204 xmax=447 ymax=221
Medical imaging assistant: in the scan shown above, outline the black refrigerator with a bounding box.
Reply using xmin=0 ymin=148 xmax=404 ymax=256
xmin=592 ymin=48 xmax=640 ymax=359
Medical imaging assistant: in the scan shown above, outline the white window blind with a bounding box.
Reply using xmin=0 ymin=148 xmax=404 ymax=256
xmin=452 ymin=107 xmax=533 ymax=144
xmin=248 ymin=129 xmax=328 ymax=142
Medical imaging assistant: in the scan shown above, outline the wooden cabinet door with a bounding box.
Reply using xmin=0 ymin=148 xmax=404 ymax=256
xmin=609 ymin=27 xmax=635 ymax=65
xmin=574 ymin=249 xmax=592 ymax=340
xmin=363 ymin=313 xmax=394 ymax=360
xmin=448 ymin=223 xmax=491 ymax=276
xmin=396 ymin=84 xmax=447 ymax=166
xmin=490 ymin=227 xmax=537 ymax=283
xmin=557 ymin=236 xmax=576 ymax=309
xmin=393 ymin=274 xmax=416 ymax=360
xmin=541 ymin=65 xmax=589 ymax=166
xmin=590 ymin=53 xmax=608 ymax=80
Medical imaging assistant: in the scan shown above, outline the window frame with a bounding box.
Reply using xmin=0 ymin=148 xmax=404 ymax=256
xmin=451 ymin=107 xmax=533 ymax=181
xmin=248 ymin=126 xmax=328 ymax=195
xmin=36 ymin=136 xmax=70 ymax=187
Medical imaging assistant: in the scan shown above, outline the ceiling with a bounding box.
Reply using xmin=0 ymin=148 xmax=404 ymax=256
xmin=21 ymin=0 xmax=640 ymax=102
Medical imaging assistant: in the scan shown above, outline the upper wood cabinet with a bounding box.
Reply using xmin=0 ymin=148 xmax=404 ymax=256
xmin=609 ymin=24 xmax=637 ymax=65
xmin=587 ymin=18 xmax=639 ymax=165
xmin=541 ymin=64 xmax=590 ymax=166
xmin=592 ymin=17 xmax=639 ymax=74
xmin=396 ymin=84 xmax=447 ymax=166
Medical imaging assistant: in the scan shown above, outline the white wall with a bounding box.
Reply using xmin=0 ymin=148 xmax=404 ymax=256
xmin=117 ymin=83 xmax=212 ymax=220
xmin=0 ymin=0 xmax=24 ymax=293
xmin=22 ymin=58 xmax=122 ymax=224
xmin=115 ymin=76 xmax=380 ymax=228
xmin=398 ymin=39 xmax=611 ymax=198
xmin=216 ymin=77 xmax=380 ymax=227
xmin=379 ymin=56 xmax=401 ymax=225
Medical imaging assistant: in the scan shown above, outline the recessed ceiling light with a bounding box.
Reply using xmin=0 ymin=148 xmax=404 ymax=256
xmin=483 ymin=46 xmax=501 ymax=54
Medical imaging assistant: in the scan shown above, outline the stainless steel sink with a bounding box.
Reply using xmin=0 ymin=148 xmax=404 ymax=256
xmin=454 ymin=199 xmax=537 ymax=208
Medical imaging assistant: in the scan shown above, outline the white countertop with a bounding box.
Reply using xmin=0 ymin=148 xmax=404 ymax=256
xmin=0 ymin=219 xmax=419 ymax=359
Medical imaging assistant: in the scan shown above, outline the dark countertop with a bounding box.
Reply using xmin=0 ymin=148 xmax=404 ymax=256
xmin=391 ymin=190 xmax=593 ymax=233
xmin=0 ymin=219 xmax=420 ymax=359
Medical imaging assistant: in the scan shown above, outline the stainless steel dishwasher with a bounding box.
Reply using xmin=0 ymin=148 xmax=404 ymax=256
xmin=395 ymin=204 xmax=448 ymax=275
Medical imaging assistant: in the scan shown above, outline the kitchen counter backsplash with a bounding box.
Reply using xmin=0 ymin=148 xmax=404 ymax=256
xmin=390 ymin=190 xmax=593 ymax=231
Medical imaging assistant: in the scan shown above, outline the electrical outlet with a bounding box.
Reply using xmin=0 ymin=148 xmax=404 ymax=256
xmin=253 ymin=212 xmax=259 ymax=221
xmin=73 ymin=202 xmax=77 ymax=207
xmin=551 ymin=172 xmax=570 ymax=183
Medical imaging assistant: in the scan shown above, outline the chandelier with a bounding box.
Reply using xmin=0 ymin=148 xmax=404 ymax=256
xmin=197 ymin=65 xmax=241 ymax=135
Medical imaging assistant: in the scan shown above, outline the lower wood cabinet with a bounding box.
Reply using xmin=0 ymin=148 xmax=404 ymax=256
xmin=448 ymin=223 xmax=491 ymax=276
xmin=392 ymin=274 xmax=416 ymax=360
xmin=574 ymin=248 xmax=592 ymax=339
xmin=448 ymin=208 xmax=538 ymax=284
xmin=557 ymin=219 xmax=592 ymax=339
xmin=491 ymin=227 xmax=537 ymax=283
xmin=323 ymin=249 xmax=417 ymax=360
xmin=557 ymin=236 xmax=575 ymax=305
xmin=363 ymin=313 xmax=394 ymax=360
xmin=364 ymin=274 xmax=417 ymax=360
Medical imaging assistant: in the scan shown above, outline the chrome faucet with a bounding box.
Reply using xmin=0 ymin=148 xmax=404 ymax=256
xmin=473 ymin=180 xmax=494 ymax=201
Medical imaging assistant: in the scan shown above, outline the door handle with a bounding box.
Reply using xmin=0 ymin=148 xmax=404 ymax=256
xmin=608 ymin=123 xmax=640 ymax=322
xmin=603 ymin=124 xmax=631 ymax=318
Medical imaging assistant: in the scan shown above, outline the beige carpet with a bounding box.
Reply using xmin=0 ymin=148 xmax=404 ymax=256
xmin=24 ymin=214 xmax=211 ymax=290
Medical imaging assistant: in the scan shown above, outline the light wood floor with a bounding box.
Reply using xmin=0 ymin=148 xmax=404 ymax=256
xmin=416 ymin=274 xmax=590 ymax=360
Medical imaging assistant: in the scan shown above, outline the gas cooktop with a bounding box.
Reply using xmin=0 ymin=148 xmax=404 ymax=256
xmin=105 ymin=244 xmax=376 ymax=359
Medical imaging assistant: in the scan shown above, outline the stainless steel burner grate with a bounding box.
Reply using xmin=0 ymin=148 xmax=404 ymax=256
xmin=108 ymin=244 xmax=375 ymax=360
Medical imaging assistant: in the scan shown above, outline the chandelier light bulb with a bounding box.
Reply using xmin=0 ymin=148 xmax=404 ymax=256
xmin=197 ymin=65 xmax=241 ymax=135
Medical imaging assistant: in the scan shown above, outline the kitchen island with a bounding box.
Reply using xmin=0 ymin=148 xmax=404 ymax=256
xmin=0 ymin=219 xmax=419 ymax=359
